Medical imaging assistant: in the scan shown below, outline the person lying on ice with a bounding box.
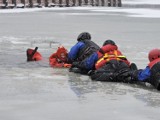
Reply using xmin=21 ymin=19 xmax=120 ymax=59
xmin=49 ymin=46 xmax=71 ymax=68
xmin=89 ymin=40 xmax=138 ymax=82
xmin=126 ymin=48 xmax=160 ymax=91
xmin=26 ymin=47 xmax=42 ymax=61
xmin=70 ymin=40 xmax=133 ymax=77
xmin=68 ymin=32 xmax=100 ymax=63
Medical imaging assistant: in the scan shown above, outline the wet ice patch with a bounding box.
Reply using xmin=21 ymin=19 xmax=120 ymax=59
xmin=0 ymin=36 xmax=30 ymax=45
xmin=59 ymin=12 xmax=107 ymax=16
xmin=91 ymin=8 xmax=160 ymax=18
xmin=123 ymin=0 xmax=160 ymax=5
xmin=30 ymin=39 xmax=60 ymax=49
xmin=127 ymin=9 xmax=160 ymax=18
xmin=0 ymin=7 xmax=69 ymax=14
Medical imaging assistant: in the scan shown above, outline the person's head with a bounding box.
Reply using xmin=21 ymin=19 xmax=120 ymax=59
xmin=103 ymin=39 xmax=116 ymax=46
xmin=26 ymin=48 xmax=42 ymax=61
xmin=56 ymin=46 xmax=68 ymax=62
xmin=27 ymin=49 xmax=33 ymax=56
xmin=99 ymin=40 xmax=117 ymax=54
xmin=77 ymin=32 xmax=91 ymax=41
xmin=148 ymin=48 xmax=160 ymax=62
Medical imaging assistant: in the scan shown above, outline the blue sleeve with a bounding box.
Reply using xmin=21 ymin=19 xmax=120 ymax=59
xmin=138 ymin=66 xmax=151 ymax=81
xmin=68 ymin=42 xmax=85 ymax=62
xmin=83 ymin=52 xmax=98 ymax=70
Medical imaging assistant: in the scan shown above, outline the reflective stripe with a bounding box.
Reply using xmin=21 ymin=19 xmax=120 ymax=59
xmin=96 ymin=50 xmax=127 ymax=65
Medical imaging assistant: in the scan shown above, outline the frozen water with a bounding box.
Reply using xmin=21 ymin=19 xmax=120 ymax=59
xmin=123 ymin=0 xmax=160 ymax=5
xmin=0 ymin=1 xmax=160 ymax=120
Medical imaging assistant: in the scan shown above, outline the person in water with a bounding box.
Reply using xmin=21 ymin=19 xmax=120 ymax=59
xmin=68 ymin=32 xmax=100 ymax=63
xmin=89 ymin=40 xmax=135 ymax=82
xmin=26 ymin=47 xmax=42 ymax=62
xmin=49 ymin=46 xmax=71 ymax=68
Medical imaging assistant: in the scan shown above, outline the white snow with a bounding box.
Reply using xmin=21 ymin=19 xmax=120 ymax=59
xmin=0 ymin=0 xmax=160 ymax=18
xmin=123 ymin=0 xmax=160 ymax=5
xmin=91 ymin=8 xmax=160 ymax=18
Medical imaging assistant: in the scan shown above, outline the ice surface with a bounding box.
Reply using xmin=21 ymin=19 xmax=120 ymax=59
xmin=0 ymin=0 xmax=160 ymax=120
xmin=123 ymin=0 xmax=160 ymax=5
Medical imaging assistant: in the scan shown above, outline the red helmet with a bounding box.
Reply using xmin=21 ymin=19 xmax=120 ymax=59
xmin=148 ymin=49 xmax=160 ymax=62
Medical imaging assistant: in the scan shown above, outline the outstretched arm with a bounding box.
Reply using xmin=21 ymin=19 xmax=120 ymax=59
xmin=68 ymin=42 xmax=84 ymax=63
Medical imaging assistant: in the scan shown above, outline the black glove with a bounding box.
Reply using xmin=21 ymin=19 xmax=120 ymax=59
xmin=88 ymin=70 xmax=95 ymax=76
xmin=116 ymin=71 xmax=132 ymax=83
xmin=72 ymin=62 xmax=80 ymax=68
xmin=69 ymin=67 xmax=81 ymax=73
xmin=130 ymin=63 xmax=138 ymax=70
xmin=114 ymin=70 xmax=134 ymax=83
xmin=122 ymin=70 xmax=140 ymax=83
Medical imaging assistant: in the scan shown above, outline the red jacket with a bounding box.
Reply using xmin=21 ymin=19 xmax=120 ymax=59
xmin=148 ymin=58 xmax=160 ymax=68
xmin=95 ymin=44 xmax=130 ymax=70
xmin=49 ymin=46 xmax=71 ymax=68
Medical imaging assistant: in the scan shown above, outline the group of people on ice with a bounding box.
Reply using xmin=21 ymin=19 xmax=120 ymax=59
xmin=26 ymin=32 xmax=160 ymax=91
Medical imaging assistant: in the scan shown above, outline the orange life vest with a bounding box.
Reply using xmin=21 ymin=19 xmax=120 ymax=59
xmin=148 ymin=58 xmax=160 ymax=68
xmin=49 ymin=46 xmax=71 ymax=68
xmin=95 ymin=50 xmax=129 ymax=70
